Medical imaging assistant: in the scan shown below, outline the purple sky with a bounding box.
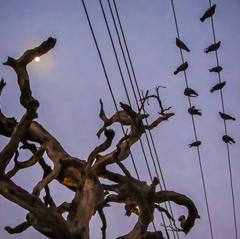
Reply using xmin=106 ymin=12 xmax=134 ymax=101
xmin=0 ymin=1 xmax=240 ymax=238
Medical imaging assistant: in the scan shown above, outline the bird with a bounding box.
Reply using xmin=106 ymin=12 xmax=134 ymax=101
xmin=200 ymin=4 xmax=216 ymax=22
xmin=188 ymin=106 xmax=202 ymax=116
xmin=176 ymin=38 xmax=190 ymax=52
xmin=184 ymin=87 xmax=198 ymax=97
xmin=189 ymin=140 xmax=201 ymax=148
xmin=222 ymin=135 xmax=235 ymax=144
xmin=204 ymin=41 xmax=221 ymax=53
xmin=210 ymin=81 xmax=226 ymax=93
xmin=219 ymin=112 xmax=236 ymax=121
xmin=174 ymin=62 xmax=188 ymax=75
xmin=209 ymin=66 xmax=223 ymax=73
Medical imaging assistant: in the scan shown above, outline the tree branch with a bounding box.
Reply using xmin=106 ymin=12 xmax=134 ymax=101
xmin=155 ymin=191 xmax=200 ymax=234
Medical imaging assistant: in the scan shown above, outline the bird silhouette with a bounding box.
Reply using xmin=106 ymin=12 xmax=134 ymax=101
xmin=189 ymin=140 xmax=201 ymax=148
xmin=209 ymin=66 xmax=223 ymax=73
xmin=184 ymin=87 xmax=198 ymax=97
xmin=222 ymin=135 xmax=235 ymax=144
xmin=200 ymin=4 xmax=216 ymax=22
xmin=210 ymin=81 xmax=226 ymax=93
xmin=204 ymin=41 xmax=221 ymax=53
xmin=174 ymin=62 xmax=188 ymax=75
xmin=176 ymin=38 xmax=190 ymax=52
xmin=219 ymin=112 xmax=236 ymax=121
xmin=188 ymin=106 xmax=202 ymax=116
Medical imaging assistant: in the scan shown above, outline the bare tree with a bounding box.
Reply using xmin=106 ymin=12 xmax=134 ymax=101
xmin=0 ymin=38 xmax=199 ymax=239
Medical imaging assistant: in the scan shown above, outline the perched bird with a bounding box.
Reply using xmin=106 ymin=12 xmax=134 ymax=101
xmin=174 ymin=61 xmax=188 ymax=75
xmin=188 ymin=106 xmax=202 ymax=116
xmin=219 ymin=112 xmax=236 ymax=121
xmin=222 ymin=135 xmax=235 ymax=144
xmin=209 ymin=66 xmax=223 ymax=73
xmin=189 ymin=140 xmax=201 ymax=148
xmin=204 ymin=41 xmax=221 ymax=53
xmin=178 ymin=215 xmax=186 ymax=229
xmin=210 ymin=81 xmax=226 ymax=93
xmin=176 ymin=38 xmax=190 ymax=52
xmin=184 ymin=87 xmax=198 ymax=97
xmin=200 ymin=4 xmax=216 ymax=22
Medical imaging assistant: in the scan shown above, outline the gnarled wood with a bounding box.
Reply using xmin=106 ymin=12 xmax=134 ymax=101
xmin=0 ymin=38 xmax=199 ymax=239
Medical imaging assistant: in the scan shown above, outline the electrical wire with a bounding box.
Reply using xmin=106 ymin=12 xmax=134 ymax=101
xmin=98 ymin=0 xmax=170 ymax=234
xmin=207 ymin=1 xmax=238 ymax=238
xmin=170 ymin=1 xmax=215 ymax=239
xmin=81 ymin=0 xmax=140 ymax=180
xmin=109 ymin=1 xmax=182 ymax=238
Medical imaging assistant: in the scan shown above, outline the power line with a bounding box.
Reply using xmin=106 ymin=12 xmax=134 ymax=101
xmin=109 ymin=1 xmax=179 ymax=238
xmin=81 ymin=0 xmax=162 ymax=233
xmin=170 ymin=1 xmax=215 ymax=239
xmin=80 ymin=0 xmax=140 ymax=180
xmin=98 ymin=0 xmax=169 ymax=235
xmin=206 ymin=1 xmax=238 ymax=238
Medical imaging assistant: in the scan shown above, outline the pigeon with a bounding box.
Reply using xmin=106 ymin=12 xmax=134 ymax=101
xmin=204 ymin=41 xmax=221 ymax=53
xmin=219 ymin=112 xmax=235 ymax=121
xmin=189 ymin=140 xmax=201 ymax=148
xmin=174 ymin=62 xmax=188 ymax=75
xmin=188 ymin=106 xmax=202 ymax=116
xmin=222 ymin=135 xmax=235 ymax=144
xmin=210 ymin=81 xmax=226 ymax=93
xmin=176 ymin=38 xmax=190 ymax=52
xmin=200 ymin=4 xmax=216 ymax=22
xmin=184 ymin=87 xmax=198 ymax=97
xmin=209 ymin=66 xmax=223 ymax=73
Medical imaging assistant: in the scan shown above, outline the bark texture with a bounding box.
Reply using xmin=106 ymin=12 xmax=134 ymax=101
xmin=0 ymin=38 xmax=199 ymax=239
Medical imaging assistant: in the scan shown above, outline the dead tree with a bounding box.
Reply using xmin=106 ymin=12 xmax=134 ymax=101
xmin=0 ymin=38 xmax=199 ymax=239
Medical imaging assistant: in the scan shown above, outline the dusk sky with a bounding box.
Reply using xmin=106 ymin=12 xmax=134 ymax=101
xmin=0 ymin=1 xmax=240 ymax=239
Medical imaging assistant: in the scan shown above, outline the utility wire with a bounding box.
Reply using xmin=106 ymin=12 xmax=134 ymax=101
xmin=81 ymin=0 xmax=159 ymax=233
xmin=98 ymin=0 xmax=168 ymax=233
xmin=81 ymin=0 xmax=140 ymax=180
xmin=207 ymin=1 xmax=238 ymax=238
xmin=109 ymin=1 xmax=179 ymax=238
xmin=170 ymin=1 xmax=215 ymax=239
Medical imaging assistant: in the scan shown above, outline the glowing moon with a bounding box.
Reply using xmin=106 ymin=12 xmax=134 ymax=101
xmin=34 ymin=56 xmax=40 ymax=62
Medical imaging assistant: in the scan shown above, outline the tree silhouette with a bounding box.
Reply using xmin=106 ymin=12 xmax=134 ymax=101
xmin=0 ymin=38 xmax=199 ymax=239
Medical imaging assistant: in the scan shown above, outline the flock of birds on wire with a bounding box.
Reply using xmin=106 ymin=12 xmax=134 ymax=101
xmin=173 ymin=4 xmax=236 ymax=148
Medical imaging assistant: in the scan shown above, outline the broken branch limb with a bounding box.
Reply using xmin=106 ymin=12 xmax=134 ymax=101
xmin=155 ymin=190 xmax=200 ymax=234
xmin=5 ymin=221 xmax=30 ymax=234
